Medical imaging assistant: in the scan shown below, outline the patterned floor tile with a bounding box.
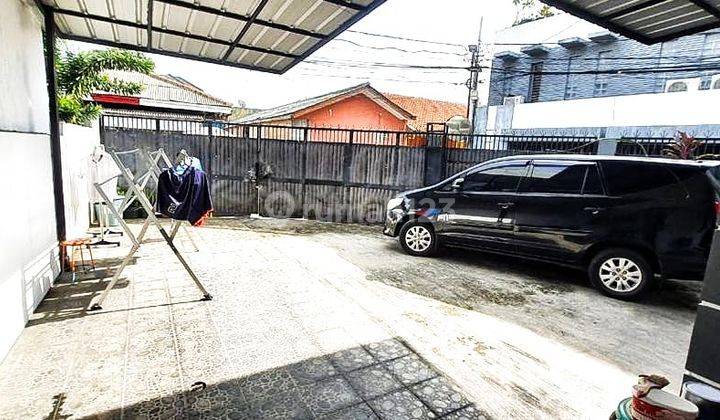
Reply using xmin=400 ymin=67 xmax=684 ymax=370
xmin=329 ymin=347 xmax=376 ymax=373
xmin=319 ymin=403 xmax=379 ymax=420
xmin=368 ymin=390 xmax=436 ymax=419
xmin=384 ymin=355 xmax=438 ymax=386
xmin=441 ymin=405 xmax=490 ymax=420
xmin=411 ymin=377 xmax=469 ymax=416
xmin=288 ymin=356 xmax=338 ymax=385
xmin=242 ymin=389 xmax=311 ymax=420
xmin=364 ymin=339 xmax=411 ymax=362
xmin=346 ymin=365 xmax=403 ymax=400
xmin=300 ymin=376 xmax=362 ymax=416
xmin=237 ymin=368 xmax=298 ymax=402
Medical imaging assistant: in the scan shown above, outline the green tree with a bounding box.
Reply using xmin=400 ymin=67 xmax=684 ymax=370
xmin=55 ymin=48 xmax=155 ymax=125
xmin=513 ymin=0 xmax=556 ymax=25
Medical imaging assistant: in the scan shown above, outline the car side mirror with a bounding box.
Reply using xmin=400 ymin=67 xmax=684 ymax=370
xmin=451 ymin=178 xmax=465 ymax=191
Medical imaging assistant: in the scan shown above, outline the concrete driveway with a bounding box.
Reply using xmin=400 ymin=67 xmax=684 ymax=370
xmin=0 ymin=217 xmax=700 ymax=419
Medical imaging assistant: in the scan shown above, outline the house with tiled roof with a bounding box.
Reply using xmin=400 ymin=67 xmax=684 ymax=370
xmin=233 ymin=83 xmax=466 ymax=133
xmin=383 ymin=93 xmax=467 ymax=132
xmin=91 ymin=70 xmax=233 ymax=121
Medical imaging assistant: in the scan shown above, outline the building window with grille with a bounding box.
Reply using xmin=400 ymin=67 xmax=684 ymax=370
xmin=667 ymin=81 xmax=689 ymax=92
xmin=700 ymin=78 xmax=712 ymax=90
xmin=565 ymin=84 xmax=578 ymax=99
xmin=594 ymin=80 xmax=608 ymax=96
xmin=527 ymin=62 xmax=543 ymax=102
xmin=703 ymin=33 xmax=720 ymax=57
xmin=564 ymin=55 xmax=579 ymax=100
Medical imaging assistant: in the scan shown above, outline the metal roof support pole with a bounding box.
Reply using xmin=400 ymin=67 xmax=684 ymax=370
xmin=43 ymin=6 xmax=66 ymax=242
xmin=146 ymin=0 xmax=154 ymax=50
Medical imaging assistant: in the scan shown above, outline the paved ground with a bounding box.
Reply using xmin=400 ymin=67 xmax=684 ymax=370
xmin=0 ymin=217 xmax=701 ymax=419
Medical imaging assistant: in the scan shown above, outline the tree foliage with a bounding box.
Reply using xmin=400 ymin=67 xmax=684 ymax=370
xmin=513 ymin=0 xmax=556 ymax=26
xmin=55 ymin=48 xmax=155 ymax=125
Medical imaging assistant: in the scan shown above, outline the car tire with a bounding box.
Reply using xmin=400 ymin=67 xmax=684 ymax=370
xmin=399 ymin=222 xmax=437 ymax=257
xmin=588 ymin=248 xmax=653 ymax=300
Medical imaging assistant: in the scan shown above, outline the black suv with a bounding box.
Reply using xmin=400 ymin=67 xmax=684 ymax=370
xmin=384 ymin=155 xmax=720 ymax=299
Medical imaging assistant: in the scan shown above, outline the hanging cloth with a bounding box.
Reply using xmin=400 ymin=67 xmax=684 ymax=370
xmin=156 ymin=167 xmax=213 ymax=226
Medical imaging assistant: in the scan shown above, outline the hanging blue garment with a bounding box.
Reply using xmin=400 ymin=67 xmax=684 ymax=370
xmin=157 ymin=167 xmax=213 ymax=226
xmin=174 ymin=157 xmax=203 ymax=175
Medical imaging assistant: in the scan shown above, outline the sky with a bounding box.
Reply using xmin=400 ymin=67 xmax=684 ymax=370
xmin=69 ymin=0 xmax=520 ymax=110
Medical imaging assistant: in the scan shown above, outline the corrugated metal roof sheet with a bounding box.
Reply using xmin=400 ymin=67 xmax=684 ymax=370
xmin=41 ymin=0 xmax=385 ymax=73
xmin=542 ymin=1 xmax=720 ymax=44
xmin=97 ymin=70 xmax=232 ymax=108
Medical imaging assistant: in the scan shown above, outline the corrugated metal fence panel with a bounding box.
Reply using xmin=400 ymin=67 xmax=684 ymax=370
xmin=396 ymin=147 xmax=426 ymax=188
xmin=347 ymin=186 xmax=396 ymax=224
xmin=349 ymin=143 xmax=396 ymax=186
xmin=212 ymin=178 xmax=255 ymax=216
xmin=306 ymin=142 xmax=346 ymax=182
xmin=303 ymin=184 xmax=346 ymax=222
xmin=101 ymin=116 xmax=625 ymax=223
xmin=212 ymin=136 xmax=255 ymax=178
xmin=446 ymin=149 xmax=514 ymax=175
xmin=260 ymin=138 xmax=304 ymax=179
xmin=101 ymin=130 xmax=210 ymax=185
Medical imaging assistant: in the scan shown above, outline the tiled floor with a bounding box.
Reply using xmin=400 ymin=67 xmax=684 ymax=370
xmin=0 ymin=219 xmax=640 ymax=419
xmin=0 ymin=223 xmax=486 ymax=419
xmin=105 ymin=339 xmax=481 ymax=419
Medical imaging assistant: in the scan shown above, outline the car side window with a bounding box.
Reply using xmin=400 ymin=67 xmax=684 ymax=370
xmin=463 ymin=164 xmax=527 ymax=193
xmin=520 ymin=163 xmax=588 ymax=194
xmin=582 ymin=165 xmax=604 ymax=195
xmin=602 ymin=162 xmax=680 ymax=196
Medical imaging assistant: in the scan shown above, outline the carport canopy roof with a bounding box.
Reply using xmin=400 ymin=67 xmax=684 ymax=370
xmin=540 ymin=0 xmax=720 ymax=44
xmin=41 ymin=0 xmax=385 ymax=73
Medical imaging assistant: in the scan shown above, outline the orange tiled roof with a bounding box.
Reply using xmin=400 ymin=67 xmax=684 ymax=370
xmin=383 ymin=93 xmax=467 ymax=131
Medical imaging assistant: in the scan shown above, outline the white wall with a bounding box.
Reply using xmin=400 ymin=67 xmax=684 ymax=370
xmin=0 ymin=0 xmax=49 ymax=134
xmin=0 ymin=132 xmax=59 ymax=359
xmin=0 ymin=1 xmax=58 ymax=361
xmin=483 ymin=89 xmax=720 ymax=132
xmin=61 ymin=122 xmax=101 ymax=239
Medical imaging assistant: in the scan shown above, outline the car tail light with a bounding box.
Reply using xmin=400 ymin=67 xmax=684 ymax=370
xmin=715 ymin=200 xmax=720 ymax=223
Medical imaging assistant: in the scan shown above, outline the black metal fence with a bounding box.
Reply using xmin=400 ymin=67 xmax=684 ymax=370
xmin=615 ymin=137 xmax=720 ymax=157
xmin=100 ymin=115 xmax=715 ymax=223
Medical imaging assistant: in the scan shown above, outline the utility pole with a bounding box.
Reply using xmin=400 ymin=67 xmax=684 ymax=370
xmin=467 ymin=17 xmax=484 ymax=133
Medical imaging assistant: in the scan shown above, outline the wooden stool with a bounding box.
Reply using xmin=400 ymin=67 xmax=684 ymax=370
xmin=60 ymin=238 xmax=95 ymax=283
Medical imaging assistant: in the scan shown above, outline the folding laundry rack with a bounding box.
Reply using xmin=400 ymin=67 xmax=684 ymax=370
xmin=89 ymin=147 xmax=212 ymax=311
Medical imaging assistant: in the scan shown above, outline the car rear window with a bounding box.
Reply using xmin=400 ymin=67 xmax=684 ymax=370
xmin=601 ymin=161 xmax=681 ymax=196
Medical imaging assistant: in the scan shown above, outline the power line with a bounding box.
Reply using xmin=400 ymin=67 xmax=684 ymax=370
xmin=293 ymin=72 xmax=466 ymax=85
xmin=345 ymin=29 xmax=467 ymax=48
xmin=330 ymin=38 xmax=468 ymax=57
xmin=304 ymin=59 xmax=476 ymax=70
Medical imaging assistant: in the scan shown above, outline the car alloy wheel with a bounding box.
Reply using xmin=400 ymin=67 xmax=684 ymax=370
xmin=404 ymin=225 xmax=433 ymax=252
xmin=598 ymin=257 xmax=643 ymax=293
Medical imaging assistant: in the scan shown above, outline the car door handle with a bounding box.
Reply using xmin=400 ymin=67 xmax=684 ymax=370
xmin=584 ymin=207 xmax=605 ymax=215
xmin=498 ymin=202 xmax=515 ymax=210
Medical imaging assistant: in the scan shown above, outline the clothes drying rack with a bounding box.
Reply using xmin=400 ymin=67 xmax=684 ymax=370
xmin=89 ymin=147 xmax=212 ymax=311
